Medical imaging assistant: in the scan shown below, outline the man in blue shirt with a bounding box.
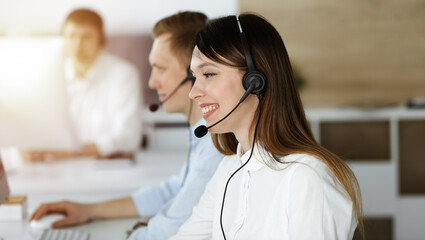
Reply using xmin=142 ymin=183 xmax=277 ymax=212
xmin=29 ymin=11 xmax=223 ymax=240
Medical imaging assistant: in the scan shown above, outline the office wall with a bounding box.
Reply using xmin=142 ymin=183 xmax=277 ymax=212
xmin=0 ymin=0 xmax=238 ymax=105
xmin=240 ymin=0 xmax=425 ymax=107
xmin=0 ymin=0 xmax=237 ymax=34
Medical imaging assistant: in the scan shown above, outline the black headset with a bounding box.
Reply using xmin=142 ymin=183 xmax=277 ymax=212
xmin=149 ymin=66 xmax=196 ymax=112
xmin=237 ymin=16 xmax=266 ymax=96
xmin=219 ymin=16 xmax=267 ymax=240
xmin=193 ymin=16 xmax=267 ymax=138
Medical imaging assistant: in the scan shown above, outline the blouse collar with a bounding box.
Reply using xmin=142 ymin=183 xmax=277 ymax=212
xmin=236 ymin=142 xmax=268 ymax=172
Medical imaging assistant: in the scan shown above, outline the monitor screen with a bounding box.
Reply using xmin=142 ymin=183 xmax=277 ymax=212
xmin=0 ymin=157 xmax=9 ymax=205
xmin=0 ymin=37 xmax=79 ymax=150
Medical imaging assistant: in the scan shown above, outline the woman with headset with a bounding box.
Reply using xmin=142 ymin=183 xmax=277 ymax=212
xmin=171 ymin=13 xmax=364 ymax=240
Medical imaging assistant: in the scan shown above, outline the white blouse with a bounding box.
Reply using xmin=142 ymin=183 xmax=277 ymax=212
xmin=171 ymin=144 xmax=357 ymax=240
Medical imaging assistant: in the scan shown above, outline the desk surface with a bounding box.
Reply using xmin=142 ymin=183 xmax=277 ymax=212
xmin=0 ymin=149 xmax=187 ymax=240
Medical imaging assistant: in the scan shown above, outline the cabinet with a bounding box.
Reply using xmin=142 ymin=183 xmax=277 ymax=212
xmin=306 ymin=107 xmax=425 ymax=240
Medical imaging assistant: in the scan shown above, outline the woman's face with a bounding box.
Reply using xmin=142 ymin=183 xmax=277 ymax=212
xmin=189 ymin=48 xmax=258 ymax=136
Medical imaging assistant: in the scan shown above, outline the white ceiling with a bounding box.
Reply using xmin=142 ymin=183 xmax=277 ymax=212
xmin=0 ymin=0 xmax=238 ymax=35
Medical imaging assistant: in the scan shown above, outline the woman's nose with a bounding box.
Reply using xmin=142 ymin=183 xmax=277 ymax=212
xmin=189 ymin=80 xmax=204 ymax=100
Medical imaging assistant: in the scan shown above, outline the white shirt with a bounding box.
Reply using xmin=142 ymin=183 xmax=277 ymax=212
xmin=171 ymin=143 xmax=357 ymax=240
xmin=65 ymin=51 xmax=142 ymax=156
xmin=129 ymin=119 xmax=224 ymax=240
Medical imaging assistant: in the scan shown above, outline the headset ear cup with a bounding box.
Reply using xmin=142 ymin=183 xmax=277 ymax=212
xmin=242 ymin=70 xmax=266 ymax=95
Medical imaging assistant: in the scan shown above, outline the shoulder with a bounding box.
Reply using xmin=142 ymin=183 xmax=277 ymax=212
xmin=270 ymin=154 xmax=337 ymax=196
xmin=280 ymin=153 xmax=330 ymax=179
xmin=281 ymin=154 xmax=350 ymax=202
xmin=281 ymin=154 xmax=356 ymax=238
xmin=191 ymin=134 xmax=224 ymax=168
xmin=194 ymin=134 xmax=220 ymax=155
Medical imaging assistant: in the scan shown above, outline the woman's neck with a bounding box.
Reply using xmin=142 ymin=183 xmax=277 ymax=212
xmin=234 ymin=127 xmax=255 ymax=154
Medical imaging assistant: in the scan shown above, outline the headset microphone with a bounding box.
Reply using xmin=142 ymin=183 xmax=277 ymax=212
xmin=149 ymin=103 xmax=160 ymax=112
xmin=149 ymin=66 xmax=195 ymax=112
xmin=194 ymin=16 xmax=266 ymax=138
xmin=194 ymin=83 xmax=258 ymax=138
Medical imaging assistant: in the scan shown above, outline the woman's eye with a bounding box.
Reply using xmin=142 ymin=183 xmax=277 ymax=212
xmin=203 ymin=72 xmax=216 ymax=78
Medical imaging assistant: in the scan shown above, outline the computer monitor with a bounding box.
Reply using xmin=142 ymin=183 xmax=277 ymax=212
xmin=0 ymin=157 xmax=9 ymax=205
xmin=0 ymin=37 xmax=79 ymax=150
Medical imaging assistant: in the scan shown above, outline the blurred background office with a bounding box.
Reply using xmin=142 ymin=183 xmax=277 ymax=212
xmin=0 ymin=0 xmax=424 ymax=240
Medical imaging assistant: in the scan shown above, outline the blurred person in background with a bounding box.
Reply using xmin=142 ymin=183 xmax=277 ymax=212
xmin=22 ymin=8 xmax=142 ymax=161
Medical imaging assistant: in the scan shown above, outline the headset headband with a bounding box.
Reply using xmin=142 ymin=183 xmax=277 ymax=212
xmin=236 ymin=16 xmax=256 ymax=72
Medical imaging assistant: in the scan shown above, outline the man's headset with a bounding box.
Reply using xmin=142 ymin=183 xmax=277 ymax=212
xmin=149 ymin=66 xmax=196 ymax=112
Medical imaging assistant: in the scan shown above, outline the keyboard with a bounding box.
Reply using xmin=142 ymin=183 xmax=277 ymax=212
xmin=34 ymin=229 xmax=90 ymax=240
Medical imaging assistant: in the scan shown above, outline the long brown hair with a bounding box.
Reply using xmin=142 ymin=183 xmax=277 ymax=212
xmin=195 ymin=13 xmax=364 ymax=238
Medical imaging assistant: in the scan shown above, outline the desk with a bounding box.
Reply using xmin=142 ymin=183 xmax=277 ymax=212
xmin=0 ymin=149 xmax=187 ymax=240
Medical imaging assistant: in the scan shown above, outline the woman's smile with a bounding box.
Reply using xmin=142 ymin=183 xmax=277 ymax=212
xmin=200 ymin=103 xmax=219 ymax=119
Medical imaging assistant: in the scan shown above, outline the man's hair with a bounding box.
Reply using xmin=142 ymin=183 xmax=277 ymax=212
xmin=153 ymin=11 xmax=208 ymax=66
xmin=64 ymin=8 xmax=105 ymax=46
